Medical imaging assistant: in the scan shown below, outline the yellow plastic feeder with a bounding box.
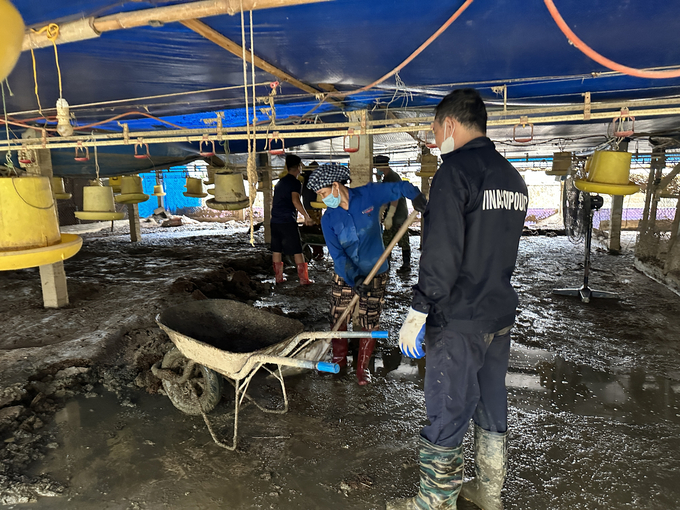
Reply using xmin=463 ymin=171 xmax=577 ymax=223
xmin=115 ymin=175 xmax=150 ymax=204
xmin=545 ymin=152 xmax=572 ymax=176
xmin=0 ymin=0 xmax=24 ymax=83
xmin=75 ymin=183 xmax=125 ymax=221
xmin=416 ymin=152 xmax=439 ymax=178
xmin=0 ymin=176 xmax=82 ymax=271
xmin=183 ymin=177 xmax=207 ymax=198
xmin=108 ymin=176 xmax=123 ymax=193
xmin=152 ymin=184 xmax=166 ymax=197
xmin=206 ymin=172 xmax=249 ymax=210
xmin=575 ymin=151 xmax=639 ymax=196
xmin=52 ymin=177 xmax=72 ymax=200
xmin=204 ymin=165 xmax=218 ymax=185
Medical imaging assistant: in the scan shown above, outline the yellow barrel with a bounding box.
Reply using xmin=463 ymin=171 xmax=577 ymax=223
xmin=0 ymin=0 xmax=24 ymax=82
xmin=586 ymin=151 xmax=632 ymax=185
xmin=0 ymin=176 xmax=60 ymax=251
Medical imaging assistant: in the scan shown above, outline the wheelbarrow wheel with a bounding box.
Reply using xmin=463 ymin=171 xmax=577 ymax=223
xmin=161 ymin=347 xmax=223 ymax=416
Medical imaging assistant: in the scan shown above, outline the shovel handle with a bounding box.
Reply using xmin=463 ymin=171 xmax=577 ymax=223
xmin=332 ymin=210 xmax=419 ymax=331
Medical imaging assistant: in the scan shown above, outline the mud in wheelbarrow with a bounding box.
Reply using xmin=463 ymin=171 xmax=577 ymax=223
xmin=152 ymin=299 xmax=386 ymax=450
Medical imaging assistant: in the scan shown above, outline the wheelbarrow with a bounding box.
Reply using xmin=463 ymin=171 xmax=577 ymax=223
xmin=152 ymin=299 xmax=387 ymax=450
xmin=298 ymin=223 xmax=325 ymax=262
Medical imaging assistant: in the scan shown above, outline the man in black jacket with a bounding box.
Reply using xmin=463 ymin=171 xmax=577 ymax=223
xmin=389 ymin=89 xmax=528 ymax=510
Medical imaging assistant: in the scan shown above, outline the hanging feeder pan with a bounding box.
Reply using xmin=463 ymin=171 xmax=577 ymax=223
xmin=574 ymin=151 xmax=638 ymax=195
xmin=545 ymin=152 xmax=572 ymax=176
xmin=152 ymin=184 xmax=166 ymax=197
xmin=75 ymin=184 xmax=125 ymax=221
xmin=574 ymin=180 xmax=639 ymax=196
xmin=0 ymin=176 xmax=82 ymax=271
xmin=183 ymin=177 xmax=207 ymax=198
xmin=206 ymin=172 xmax=249 ymax=210
xmin=0 ymin=234 xmax=82 ymax=271
xmin=52 ymin=177 xmax=72 ymax=200
xmin=108 ymin=176 xmax=123 ymax=193
xmin=115 ymin=175 xmax=149 ymax=204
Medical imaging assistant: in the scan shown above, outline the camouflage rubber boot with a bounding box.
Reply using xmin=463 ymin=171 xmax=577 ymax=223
xmin=386 ymin=436 xmax=464 ymax=510
xmin=459 ymin=424 xmax=507 ymax=510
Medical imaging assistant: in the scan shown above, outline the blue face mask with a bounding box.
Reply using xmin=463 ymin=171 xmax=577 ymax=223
xmin=323 ymin=188 xmax=341 ymax=208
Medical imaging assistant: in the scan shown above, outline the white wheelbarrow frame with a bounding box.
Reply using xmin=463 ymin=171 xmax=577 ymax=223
xmin=153 ymin=306 xmax=387 ymax=450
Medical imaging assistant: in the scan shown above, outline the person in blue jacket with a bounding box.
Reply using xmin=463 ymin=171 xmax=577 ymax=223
xmin=390 ymin=89 xmax=528 ymax=510
xmin=307 ymin=163 xmax=426 ymax=385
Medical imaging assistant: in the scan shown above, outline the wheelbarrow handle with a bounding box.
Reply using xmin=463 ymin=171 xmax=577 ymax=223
xmin=316 ymin=362 xmax=340 ymax=374
xmin=232 ymin=354 xmax=339 ymax=379
xmin=293 ymin=331 xmax=388 ymax=340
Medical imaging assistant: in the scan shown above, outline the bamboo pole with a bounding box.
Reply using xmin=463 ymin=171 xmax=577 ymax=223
xmin=23 ymin=0 xmax=331 ymax=50
xmin=181 ymin=19 xmax=344 ymax=109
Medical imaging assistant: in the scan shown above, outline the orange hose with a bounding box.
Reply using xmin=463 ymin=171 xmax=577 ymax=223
xmin=544 ymin=0 xmax=680 ymax=79
xmin=332 ymin=0 xmax=475 ymax=98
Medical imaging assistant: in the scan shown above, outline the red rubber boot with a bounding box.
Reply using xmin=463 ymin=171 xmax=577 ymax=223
xmin=273 ymin=261 xmax=286 ymax=284
xmin=331 ymin=322 xmax=348 ymax=367
xmin=357 ymin=331 xmax=376 ymax=386
xmin=296 ymin=262 xmax=314 ymax=285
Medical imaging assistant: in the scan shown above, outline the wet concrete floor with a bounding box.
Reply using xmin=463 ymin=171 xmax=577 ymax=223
xmin=2 ymin=225 xmax=680 ymax=509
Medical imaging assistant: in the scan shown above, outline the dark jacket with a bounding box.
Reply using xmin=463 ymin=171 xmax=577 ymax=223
xmin=381 ymin=169 xmax=408 ymax=225
xmin=412 ymin=137 xmax=528 ymax=334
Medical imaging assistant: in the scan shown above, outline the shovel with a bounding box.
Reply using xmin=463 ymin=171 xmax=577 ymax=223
xmin=292 ymin=210 xmax=420 ymax=364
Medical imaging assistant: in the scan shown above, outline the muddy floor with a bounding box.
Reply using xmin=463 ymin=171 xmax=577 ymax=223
xmin=1 ymin=223 xmax=679 ymax=509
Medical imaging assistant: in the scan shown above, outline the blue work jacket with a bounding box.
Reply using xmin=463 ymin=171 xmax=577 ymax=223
xmin=321 ymin=182 xmax=420 ymax=285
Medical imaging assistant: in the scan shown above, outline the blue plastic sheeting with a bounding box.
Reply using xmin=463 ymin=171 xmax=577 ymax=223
xmin=138 ymin=169 xmax=202 ymax=217
xmin=8 ymin=0 xmax=680 ymax=122
xmin=6 ymin=0 xmax=680 ymax=177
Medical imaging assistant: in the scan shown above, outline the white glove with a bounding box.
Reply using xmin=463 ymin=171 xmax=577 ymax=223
xmin=384 ymin=206 xmax=396 ymax=230
xmin=399 ymin=308 xmax=428 ymax=358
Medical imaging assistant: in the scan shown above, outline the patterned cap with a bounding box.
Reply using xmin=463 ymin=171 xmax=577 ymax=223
xmin=307 ymin=163 xmax=351 ymax=192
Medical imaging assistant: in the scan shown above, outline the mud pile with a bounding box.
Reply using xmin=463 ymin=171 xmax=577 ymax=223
xmin=169 ymin=254 xmax=272 ymax=302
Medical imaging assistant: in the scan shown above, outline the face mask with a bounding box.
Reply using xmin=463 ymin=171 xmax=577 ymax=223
xmin=376 ymin=170 xmax=383 ymax=178
xmin=440 ymin=123 xmax=455 ymax=154
xmin=323 ymin=187 xmax=341 ymax=208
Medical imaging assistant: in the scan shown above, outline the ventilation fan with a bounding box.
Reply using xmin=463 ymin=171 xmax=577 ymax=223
xmin=553 ymin=177 xmax=617 ymax=303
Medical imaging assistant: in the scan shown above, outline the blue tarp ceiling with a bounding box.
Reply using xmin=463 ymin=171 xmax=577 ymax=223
xmin=4 ymin=0 xmax=680 ymax=176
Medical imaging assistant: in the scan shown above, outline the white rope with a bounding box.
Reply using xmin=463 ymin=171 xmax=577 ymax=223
xmin=240 ymin=0 xmax=257 ymax=245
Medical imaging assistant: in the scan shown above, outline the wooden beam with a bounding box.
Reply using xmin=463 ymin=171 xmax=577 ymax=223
xmin=24 ymin=0 xmax=331 ymax=50
xmin=181 ymin=19 xmax=343 ymax=109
